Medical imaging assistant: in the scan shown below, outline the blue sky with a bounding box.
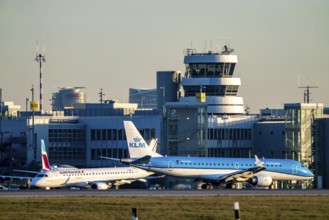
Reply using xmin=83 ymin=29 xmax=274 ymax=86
xmin=0 ymin=0 xmax=328 ymax=112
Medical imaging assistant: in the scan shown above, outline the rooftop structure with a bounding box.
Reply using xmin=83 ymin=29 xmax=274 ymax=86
xmin=52 ymin=87 xmax=86 ymax=111
xmin=284 ymin=103 xmax=324 ymax=163
xmin=179 ymin=45 xmax=244 ymax=115
xmin=129 ymin=88 xmax=157 ymax=109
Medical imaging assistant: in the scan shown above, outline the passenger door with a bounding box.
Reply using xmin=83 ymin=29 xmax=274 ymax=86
xmin=168 ymin=161 xmax=173 ymax=171
xmin=292 ymin=163 xmax=297 ymax=175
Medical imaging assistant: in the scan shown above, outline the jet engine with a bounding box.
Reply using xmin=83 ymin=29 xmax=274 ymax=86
xmin=250 ymin=175 xmax=273 ymax=187
xmin=91 ymin=182 xmax=111 ymax=190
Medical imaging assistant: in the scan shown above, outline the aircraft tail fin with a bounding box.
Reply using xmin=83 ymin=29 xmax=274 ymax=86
xmin=41 ymin=139 xmax=52 ymax=171
xmin=124 ymin=121 xmax=163 ymax=158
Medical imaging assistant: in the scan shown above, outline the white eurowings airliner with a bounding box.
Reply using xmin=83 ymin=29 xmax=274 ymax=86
xmin=1 ymin=140 xmax=83 ymax=186
xmin=30 ymin=140 xmax=158 ymax=190
xmin=121 ymin=121 xmax=314 ymax=189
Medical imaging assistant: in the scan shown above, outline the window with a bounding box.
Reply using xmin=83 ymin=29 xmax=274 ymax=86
xmin=118 ymin=129 xmax=123 ymax=140
xmin=102 ymin=129 xmax=107 ymax=140
xmin=107 ymin=129 xmax=112 ymax=140
xmin=96 ymin=129 xmax=101 ymax=140
xmin=91 ymin=129 xmax=96 ymax=140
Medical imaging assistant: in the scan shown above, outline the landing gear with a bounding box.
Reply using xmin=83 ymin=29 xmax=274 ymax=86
xmin=200 ymin=183 xmax=214 ymax=189
xmin=225 ymin=183 xmax=237 ymax=189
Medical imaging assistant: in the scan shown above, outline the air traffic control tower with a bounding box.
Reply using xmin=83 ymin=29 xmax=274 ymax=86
xmin=165 ymin=45 xmax=257 ymax=158
xmin=179 ymin=45 xmax=244 ymax=115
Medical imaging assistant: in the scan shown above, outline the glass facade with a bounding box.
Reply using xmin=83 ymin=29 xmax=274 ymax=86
xmin=207 ymin=128 xmax=252 ymax=158
xmin=48 ymin=126 xmax=87 ymax=163
xmin=285 ymin=104 xmax=323 ymax=163
xmin=129 ymin=88 xmax=158 ymax=109
xmin=185 ymin=63 xmax=236 ymax=78
xmin=184 ymin=85 xmax=238 ymax=97
xmin=90 ymin=127 xmax=156 ymax=160
xmin=166 ymin=105 xmax=207 ymax=157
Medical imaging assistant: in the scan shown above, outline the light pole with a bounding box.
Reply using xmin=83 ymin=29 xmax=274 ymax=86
xmin=30 ymin=85 xmax=36 ymax=162
xmin=25 ymin=98 xmax=29 ymax=112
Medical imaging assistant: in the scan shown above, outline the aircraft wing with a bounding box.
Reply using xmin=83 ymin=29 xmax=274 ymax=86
xmin=0 ymin=175 xmax=34 ymax=180
xmin=87 ymin=177 xmax=149 ymax=189
xmin=218 ymin=166 xmax=265 ymax=183
xmin=218 ymin=155 xmax=265 ymax=183
xmin=109 ymin=174 xmax=164 ymax=186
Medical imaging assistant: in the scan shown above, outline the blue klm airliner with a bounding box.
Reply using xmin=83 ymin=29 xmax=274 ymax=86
xmin=122 ymin=121 xmax=314 ymax=189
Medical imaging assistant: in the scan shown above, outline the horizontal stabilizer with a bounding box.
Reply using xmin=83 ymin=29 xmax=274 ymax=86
xmin=13 ymin=169 xmax=39 ymax=174
xmin=131 ymin=155 xmax=152 ymax=165
xmin=99 ymin=156 xmax=121 ymax=162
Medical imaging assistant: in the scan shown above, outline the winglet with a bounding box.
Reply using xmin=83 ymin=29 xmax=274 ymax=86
xmin=255 ymin=155 xmax=264 ymax=167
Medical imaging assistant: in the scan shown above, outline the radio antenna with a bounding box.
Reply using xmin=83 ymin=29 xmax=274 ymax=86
xmin=298 ymin=75 xmax=318 ymax=103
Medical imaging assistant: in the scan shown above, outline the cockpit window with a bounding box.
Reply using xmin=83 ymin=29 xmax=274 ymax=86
xmin=36 ymin=174 xmax=48 ymax=178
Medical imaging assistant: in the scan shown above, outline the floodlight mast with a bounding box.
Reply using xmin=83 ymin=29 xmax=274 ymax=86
xmin=35 ymin=52 xmax=46 ymax=111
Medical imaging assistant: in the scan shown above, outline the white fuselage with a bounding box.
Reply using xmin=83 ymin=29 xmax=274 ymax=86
xmin=31 ymin=166 xmax=153 ymax=188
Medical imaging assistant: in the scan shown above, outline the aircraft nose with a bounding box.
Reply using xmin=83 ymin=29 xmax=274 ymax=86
xmin=31 ymin=178 xmax=41 ymax=187
xmin=305 ymin=168 xmax=314 ymax=178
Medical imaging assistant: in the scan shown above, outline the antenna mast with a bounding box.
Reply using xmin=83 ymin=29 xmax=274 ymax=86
xmin=35 ymin=42 xmax=46 ymax=111
xmin=99 ymin=88 xmax=105 ymax=104
xmin=298 ymin=85 xmax=318 ymax=103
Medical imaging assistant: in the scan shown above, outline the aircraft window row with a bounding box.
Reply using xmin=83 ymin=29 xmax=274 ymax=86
xmin=175 ymin=162 xmax=282 ymax=168
xmin=265 ymin=164 xmax=282 ymax=167
xmin=176 ymin=162 xmax=254 ymax=167
xmin=62 ymin=171 xmax=134 ymax=176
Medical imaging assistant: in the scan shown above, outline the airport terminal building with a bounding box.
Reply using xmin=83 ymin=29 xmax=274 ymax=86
xmin=1 ymin=46 xmax=328 ymax=189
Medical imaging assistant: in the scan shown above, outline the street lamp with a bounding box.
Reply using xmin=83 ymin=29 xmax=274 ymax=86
xmin=25 ymin=98 xmax=29 ymax=112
